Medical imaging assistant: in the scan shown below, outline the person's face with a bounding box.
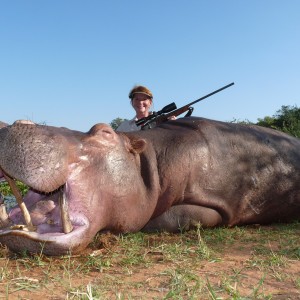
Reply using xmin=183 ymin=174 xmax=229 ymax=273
xmin=132 ymin=93 xmax=152 ymax=114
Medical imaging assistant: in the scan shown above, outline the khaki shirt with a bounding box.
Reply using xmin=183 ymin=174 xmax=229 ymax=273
xmin=116 ymin=117 xmax=141 ymax=132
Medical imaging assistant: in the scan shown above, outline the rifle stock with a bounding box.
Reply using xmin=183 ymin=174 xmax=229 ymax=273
xmin=154 ymin=104 xmax=193 ymax=126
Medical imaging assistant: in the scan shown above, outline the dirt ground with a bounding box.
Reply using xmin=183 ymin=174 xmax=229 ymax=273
xmin=0 ymin=226 xmax=300 ymax=299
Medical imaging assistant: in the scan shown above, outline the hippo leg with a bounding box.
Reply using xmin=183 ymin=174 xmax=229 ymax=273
xmin=142 ymin=205 xmax=222 ymax=232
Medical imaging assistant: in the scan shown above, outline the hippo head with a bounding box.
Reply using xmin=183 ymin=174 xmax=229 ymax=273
xmin=0 ymin=120 xmax=157 ymax=255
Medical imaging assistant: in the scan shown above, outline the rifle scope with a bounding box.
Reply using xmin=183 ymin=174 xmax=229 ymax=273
xmin=136 ymin=102 xmax=177 ymax=126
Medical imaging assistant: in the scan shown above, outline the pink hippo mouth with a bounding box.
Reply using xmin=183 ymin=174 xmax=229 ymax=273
xmin=0 ymin=173 xmax=90 ymax=255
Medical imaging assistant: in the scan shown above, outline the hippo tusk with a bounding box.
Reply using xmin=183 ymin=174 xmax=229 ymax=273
xmin=58 ymin=188 xmax=73 ymax=234
xmin=0 ymin=194 xmax=10 ymax=227
xmin=0 ymin=203 xmax=11 ymax=227
xmin=2 ymin=171 xmax=33 ymax=228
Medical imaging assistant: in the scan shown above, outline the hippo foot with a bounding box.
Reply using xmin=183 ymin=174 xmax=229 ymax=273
xmin=142 ymin=204 xmax=223 ymax=232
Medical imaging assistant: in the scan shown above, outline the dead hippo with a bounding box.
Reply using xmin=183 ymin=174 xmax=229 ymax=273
xmin=0 ymin=117 xmax=299 ymax=256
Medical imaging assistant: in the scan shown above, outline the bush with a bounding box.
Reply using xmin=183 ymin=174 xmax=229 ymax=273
xmin=257 ymin=105 xmax=300 ymax=138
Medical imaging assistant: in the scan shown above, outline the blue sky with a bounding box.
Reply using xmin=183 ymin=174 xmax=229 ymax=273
xmin=1 ymin=1 xmax=299 ymax=131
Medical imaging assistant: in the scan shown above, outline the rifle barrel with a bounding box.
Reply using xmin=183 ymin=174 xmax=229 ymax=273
xmin=188 ymin=82 xmax=234 ymax=107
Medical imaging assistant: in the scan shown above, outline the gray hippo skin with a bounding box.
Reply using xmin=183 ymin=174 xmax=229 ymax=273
xmin=0 ymin=117 xmax=299 ymax=255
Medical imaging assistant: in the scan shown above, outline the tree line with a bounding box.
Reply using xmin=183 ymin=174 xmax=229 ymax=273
xmin=256 ymin=105 xmax=300 ymax=138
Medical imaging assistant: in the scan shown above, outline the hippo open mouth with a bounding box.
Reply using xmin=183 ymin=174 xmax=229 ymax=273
xmin=0 ymin=121 xmax=110 ymax=256
xmin=0 ymin=171 xmax=90 ymax=255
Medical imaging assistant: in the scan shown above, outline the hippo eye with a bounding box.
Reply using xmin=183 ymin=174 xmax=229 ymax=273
xmin=89 ymin=124 xmax=114 ymax=136
xmin=88 ymin=124 xmax=104 ymax=134
xmin=87 ymin=124 xmax=116 ymax=145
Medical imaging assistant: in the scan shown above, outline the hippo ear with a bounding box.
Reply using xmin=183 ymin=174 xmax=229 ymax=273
xmin=127 ymin=138 xmax=147 ymax=154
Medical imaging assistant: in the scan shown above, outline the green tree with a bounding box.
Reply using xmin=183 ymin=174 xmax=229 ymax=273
xmin=110 ymin=118 xmax=127 ymax=130
xmin=257 ymin=105 xmax=300 ymax=138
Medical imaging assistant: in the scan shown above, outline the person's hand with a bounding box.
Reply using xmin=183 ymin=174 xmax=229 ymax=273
xmin=168 ymin=115 xmax=176 ymax=120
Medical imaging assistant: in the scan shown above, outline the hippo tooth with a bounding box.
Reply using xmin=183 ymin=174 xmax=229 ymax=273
xmin=58 ymin=188 xmax=73 ymax=234
xmin=0 ymin=204 xmax=11 ymax=227
xmin=9 ymin=224 xmax=36 ymax=231
xmin=2 ymin=171 xmax=33 ymax=227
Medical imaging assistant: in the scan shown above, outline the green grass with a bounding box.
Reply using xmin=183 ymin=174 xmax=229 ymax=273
xmin=0 ymin=185 xmax=299 ymax=298
xmin=0 ymin=181 xmax=28 ymax=196
xmin=0 ymin=224 xmax=299 ymax=299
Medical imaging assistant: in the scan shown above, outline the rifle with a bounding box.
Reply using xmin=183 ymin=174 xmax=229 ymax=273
xmin=136 ymin=82 xmax=234 ymax=130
